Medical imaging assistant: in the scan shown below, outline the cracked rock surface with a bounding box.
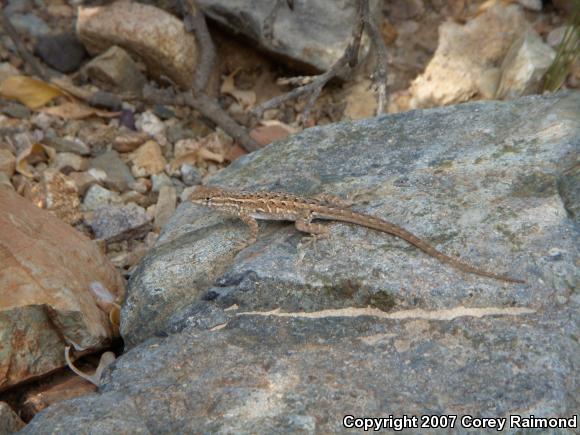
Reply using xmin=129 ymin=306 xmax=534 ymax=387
xmin=23 ymin=92 xmax=579 ymax=433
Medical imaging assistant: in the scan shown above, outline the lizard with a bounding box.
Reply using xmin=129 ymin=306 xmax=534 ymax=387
xmin=189 ymin=186 xmax=525 ymax=284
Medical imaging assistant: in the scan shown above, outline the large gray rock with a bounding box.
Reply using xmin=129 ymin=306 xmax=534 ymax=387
xmin=22 ymin=92 xmax=579 ymax=433
xmin=198 ymin=0 xmax=379 ymax=72
xmin=20 ymin=308 xmax=579 ymax=434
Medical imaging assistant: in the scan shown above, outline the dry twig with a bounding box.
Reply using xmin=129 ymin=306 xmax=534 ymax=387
xmin=141 ymin=85 xmax=261 ymax=152
xmin=180 ymin=0 xmax=216 ymax=92
xmin=253 ymin=0 xmax=389 ymax=121
xmin=2 ymin=0 xmax=259 ymax=152
xmin=152 ymin=0 xmax=261 ymax=152
xmin=365 ymin=9 xmax=388 ymax=114
xmin=263 ymin=0 xmax=289 ymax=43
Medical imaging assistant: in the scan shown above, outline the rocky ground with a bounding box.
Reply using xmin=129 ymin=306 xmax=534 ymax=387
xmin=0 ymin=0 xmax=578 ymax=432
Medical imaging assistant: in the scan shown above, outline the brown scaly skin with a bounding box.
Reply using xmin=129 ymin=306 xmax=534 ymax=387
xmin=189 ymin=186 xmax=525 ymax=284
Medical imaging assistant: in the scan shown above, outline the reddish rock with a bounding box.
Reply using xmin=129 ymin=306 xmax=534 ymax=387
xmin=0 ymin=187 xmax=125 ymax=392
xmin=22 ymin=374 xmax=97 ymax=419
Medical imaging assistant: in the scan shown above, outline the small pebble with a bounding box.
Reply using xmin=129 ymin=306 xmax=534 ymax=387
xmin=113 ymin=132 xmax=149 ymax=153
xmin=153 ymin=104 xmax=175 ymax=120
xmin=90 ymin=203 xmax=151 ymax=241
xmin=129 ymin=140 xmax=167 ymax=178
xmin=42 ymin=136 xmax=91 ymax=156
xmin=136 ymin=111 xmax=165 ymax=137
xmin=546 ymin=26 xmax=569 ymax=48
xmin=547 ymin=248 xmax=564 ymax=261
xmin=2 ymin=103 xmax=31 ymax=119
xmin=10 ymin=13 xmax=50 ymax=37
xmin=151 ymin=172 xmax=172 ymax=192
xmin=0 ymin=149 xmax=17 ymax=176
xmin=88 ymin=91 xmax=123 ymax=112
xmin=119 ymin=109 xmax=136 ymax=131
xmin=90 ymin=150 xmax=135 ymax=192
xmin=68 ymin=170 xmax=102 ymax=195
xmin=180 ymin=163 xmax=202 ymax=186
xmin=129 ymin=178 xmax=150 ymax=194
xmin=154 ymin=185 xmax=177 ymax=229
xmin=51 ymin=152 xmax=87 ymax=174
xmin=35 ymin=32 xmax=87 ymax=73
xmin=82 ymin=184 xmax=122 ymax=211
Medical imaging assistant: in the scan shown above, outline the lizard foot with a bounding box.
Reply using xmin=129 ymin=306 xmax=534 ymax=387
xmin=227 ymin=237 xmax=253 ymax=252
xmin=297 ymin=233 xmax=327 ymax=256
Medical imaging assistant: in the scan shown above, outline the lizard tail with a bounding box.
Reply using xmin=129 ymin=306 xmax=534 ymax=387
xmin=328 ymin=210 xmax=525 ymax=284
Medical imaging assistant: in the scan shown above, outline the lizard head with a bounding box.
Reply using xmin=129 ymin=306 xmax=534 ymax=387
xmin=189 ymin=186 xmax=224 ymax=207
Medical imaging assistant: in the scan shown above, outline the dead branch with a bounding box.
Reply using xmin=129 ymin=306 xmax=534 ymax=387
xmin=119 ymin=1 xmax=260 ymax=153
xmin=347 ymin=0 xmax=366 ymax=68
xmin=364 ymin=8 xmax=388 ymax=114
xmin=252 ymin=0 xmax=364 ymax=122
xmin=166 ymin=0 xmax=260 ymax=152
xmin=2 ymin=0 xmax=259 ymax=153
xmin=141 ymin=86 xmax=260 ymax=152
xmin=185 ymin=92 xmax=260 ymax=151
xmin=180 ymin=0 xmax=215 ymax=93
xmin=253 ymin=0 xmax=388 ymax=121
xmin=263 ymin=0 xmax=288 ymax=43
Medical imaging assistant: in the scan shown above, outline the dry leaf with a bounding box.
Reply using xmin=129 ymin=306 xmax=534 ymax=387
xmin=49 ymin=76 xmax=94 ymax=101
xmin=224 ymin=144 xmax=247 ymax=162
xmin=203 ymin=130 xmax=233 ymax=159
xmin=0 ymin=75 xmax=67 ymax=109
xmin=170 ymin=151 xmax=200 ymax=171
xmin=198 ymin=148 xmax=224 ymax=163
xmin=170 ymin=148 xmax=224 ymax=171
xmin=90 ymin=281 xmax=122 ymax=336
xmin=174 ymin=138 xmax=202 ymax=158
xmin=16 ymin=143 xmax=56 ymax=178
xmin=250 ymin=124 xmax=292 ymax=146
xmin=65 ymin=346 xmax=116 ymax=387
xmin=221 ymin=69 xmax=256 ymax=109
xmin=259 ymin=119 xmax=298 ymax=133
xmin=109 ymin=303 xmax=121 ymax=335
xmin=40 ymin=101 xmax=120 ymax=120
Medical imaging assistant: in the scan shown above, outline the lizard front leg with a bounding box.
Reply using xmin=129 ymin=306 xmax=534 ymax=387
xmin=295 ymin=213 xmax=331 ymax=245
xmin=237 ymin=212 xmax=259 ymax=248
xmin=295 ymin=213 xmax=331 ymax=258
